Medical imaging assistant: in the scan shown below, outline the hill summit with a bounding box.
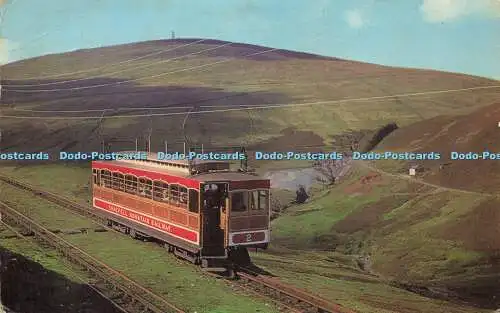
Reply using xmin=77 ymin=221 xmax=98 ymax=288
xmin=0 ymin=38 xmax=498 ymax=155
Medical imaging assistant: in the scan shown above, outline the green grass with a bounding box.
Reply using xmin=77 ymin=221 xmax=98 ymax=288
xmin=0 ymin=175 xmax=279 ymax=313
xmin=0 ymin=228 xmax=91 ymax=283
xmin=271 ymin=191 xmax=376 ymax=245
xmin=267 ymin=163 xmax=495 ymax=312
xmin=250 ymin=251 xmax=490 ymax=313
xmin=0 ymin=164 xmax=91 ymax=204
xmin=0 ymin=182 xmax=95 ymax=229
xmin=1 ymin=163 xmax=495 ymax=313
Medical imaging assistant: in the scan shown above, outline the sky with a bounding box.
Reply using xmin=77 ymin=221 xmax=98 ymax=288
xmin=1 ymin=0 xmax=499 ymax=79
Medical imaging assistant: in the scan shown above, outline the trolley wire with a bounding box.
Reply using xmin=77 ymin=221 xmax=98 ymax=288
xmin=0 ymin=85 xmax=497 ymax=120
xmin=3 ymin=39 xmax=209 ymax=81
xmin=7 ymin=69 xmax=496 ymax=114
xmin=4 ymin=47 xmax=280 ymax=92
xmin=4 ymin=40 xmax=229 ymax=88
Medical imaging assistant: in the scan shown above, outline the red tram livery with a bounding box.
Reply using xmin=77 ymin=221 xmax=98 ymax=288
xmin=91 ymin=153 xmax=270 ymax=270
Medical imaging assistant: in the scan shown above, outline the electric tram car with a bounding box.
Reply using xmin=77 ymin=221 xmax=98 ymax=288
xmin=91 ymin=152 xmax=271 ymax=270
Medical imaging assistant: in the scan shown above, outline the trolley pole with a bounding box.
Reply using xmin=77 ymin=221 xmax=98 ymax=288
xmin=135 ymin=138 xmax=138 ymax=152
xmin=147 ymin=134 xmax=151 ymax=153
xmin=164 ymin=140 xmax=168 ymax=154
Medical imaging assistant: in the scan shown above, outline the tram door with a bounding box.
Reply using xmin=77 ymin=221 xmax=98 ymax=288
xmin=201 ymin=182 xmax=229 ymax=256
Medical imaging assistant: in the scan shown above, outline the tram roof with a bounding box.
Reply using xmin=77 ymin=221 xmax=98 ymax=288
xmin=93 ymin=152 xmax=267 ymax=183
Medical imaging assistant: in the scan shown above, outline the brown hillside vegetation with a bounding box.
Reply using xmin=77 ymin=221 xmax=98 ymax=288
xmin=378 ymin=101 xmax=500 ymax=192
xmin=272 ymin=162 xmax=500 ymax=309
xmin=0 ymin=38 xmax=498 ymax=154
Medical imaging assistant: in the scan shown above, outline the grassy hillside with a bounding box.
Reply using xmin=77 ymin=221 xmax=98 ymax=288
xmin=0 ymin=163 xmax=494 ymax=313
xmin=375 ymin=101 xmax=500 ymax=193
xmin=2 ymin=38 xmax=499 ymax=312
xmin=1 ymin=38 xmax=498 ymax=154
xmin=269 ymin=101 xmax=500 ymax=310
xmin=270 ymin=163 xmax=499 ymax=310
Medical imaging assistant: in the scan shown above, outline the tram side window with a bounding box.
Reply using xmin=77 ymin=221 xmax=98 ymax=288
xmin=112 ymin=173 xmax=125 ymax=191
xmin=231 ymin=192 xmax=248 ymax=212
xmin=138 ymin=178 xmax=153 ymax=198
xmin=170 ymin=184 xmax=180 ymax=204
xmin=188 ymin=189 xmax=199 ymax=213
xmin=258 ymin=190 xmax=269 ymax=210
xmin=101 ymin=170 xmax=112 ymax=188
xmin=179 ymin=187 xmax=188 ymax=208
xmin=153 ymin=181 xmax=169 ymax=203
xmin=92 ymin=169 xmax=99 ymax=185
xmin=124 ymin=175 xmax=138 ymax=194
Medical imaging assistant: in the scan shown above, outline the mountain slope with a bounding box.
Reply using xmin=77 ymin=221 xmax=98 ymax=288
xmin=377 ymin=101 xmax=500 ymax=192
xmin=1 ymin=38 xmax=498 ymax=154
xmin=270 ymin=102 xmax=500 ymax=309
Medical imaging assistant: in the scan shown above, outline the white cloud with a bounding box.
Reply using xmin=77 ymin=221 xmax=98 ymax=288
xmin=420 ymin=0 xmax=500 ymax=23
xmin=345 ymin=9 xmax=366 ymax=29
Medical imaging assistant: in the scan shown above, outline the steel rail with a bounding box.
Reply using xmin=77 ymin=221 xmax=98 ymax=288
xmin=0 ymin=173 xmax=355 ymax=313
xmin=237 ymin=267 xmax=355 ymax=313
xmin=0 ymin=219 xmax=131 ymax=313
xmin=0 ymin=200 xmax=185 ymax=313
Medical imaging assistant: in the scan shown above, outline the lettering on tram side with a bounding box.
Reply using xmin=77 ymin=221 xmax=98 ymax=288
xmin=129 ymin=212 xmax=151 ymax=225
xmin=151 ymin=219 xmax=172 ymax=232
xmin=94 ymin=198 xmax=198 ymax=243
xmin=107 ymin=203 xmax=129 ymax=217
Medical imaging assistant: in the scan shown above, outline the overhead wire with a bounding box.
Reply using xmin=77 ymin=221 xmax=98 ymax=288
xmin=4 ymin=40 xmax=230 ymax=87
xmin=6 ymin=68 xmax=498 ymax=114
xmin=4 ymin=47 xmax=280 ymax=92
xmin=0 ymin=85 xmax=497 ymax=120
xmin=3 ymin=39 xmax=209 ymax=81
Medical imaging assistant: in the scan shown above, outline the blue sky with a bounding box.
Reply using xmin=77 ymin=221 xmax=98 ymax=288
xmin=1 ymin=0 xmax=499 ymax=79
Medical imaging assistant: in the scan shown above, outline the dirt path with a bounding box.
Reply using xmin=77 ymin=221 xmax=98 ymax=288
xmin=354 ymin=160 xmax=493 ymax=197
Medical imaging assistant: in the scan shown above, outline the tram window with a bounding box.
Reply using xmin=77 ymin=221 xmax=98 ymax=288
xmin=188 ymin=189 xmax=199 ymax=213
xmin=124 ymin=175 xmax=137 ymax=194
xmin=101 ymin=170 xmax=112 ymax=188
xmin=170 ymin=184 xmax=180 ymax=204
xmin=179 ymin=187 xmax=188 ymax=208
xmin=112 ymin=173 xmax=125 ymax=191
xmin=153 ymin=181 xmax=169 ymax=203
xmin=145 ymin=179 xmax=153 ymax=197
xmin=258 ymin=190 xmax=269 ymax=210
xmin=117 ymin=174 xmax=125 ymax=191
xmin=138 ymin=178 xmax=152 ymax=198
xmin=250 ymin=191 xmax=260 ymax=210
xmin=92 ymin=169 xmax=99 ymax=185
xmin=112 ymin=173 xmax=119 ymax=189
xmin=231 ymin=192 xmax=247 ymax=212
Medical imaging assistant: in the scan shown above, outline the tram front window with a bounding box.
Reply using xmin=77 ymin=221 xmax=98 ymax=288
xmin=231 ymin=191 xmax=247 ymax=212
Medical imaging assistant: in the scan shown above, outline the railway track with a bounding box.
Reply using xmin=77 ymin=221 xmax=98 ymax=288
xmin=0 ymin=218 xmax=130 ymax=313
xmin=235 ymin=266 xmax=355 ymax=313
xmin=0 ymin=174 xmax=355 ymax=313
xmin=0 ymin=200 xmax=185 ymax=313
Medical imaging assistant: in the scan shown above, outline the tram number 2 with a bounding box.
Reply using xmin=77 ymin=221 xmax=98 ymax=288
xmin=245 ymin=233 xmax=253 ymax=242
